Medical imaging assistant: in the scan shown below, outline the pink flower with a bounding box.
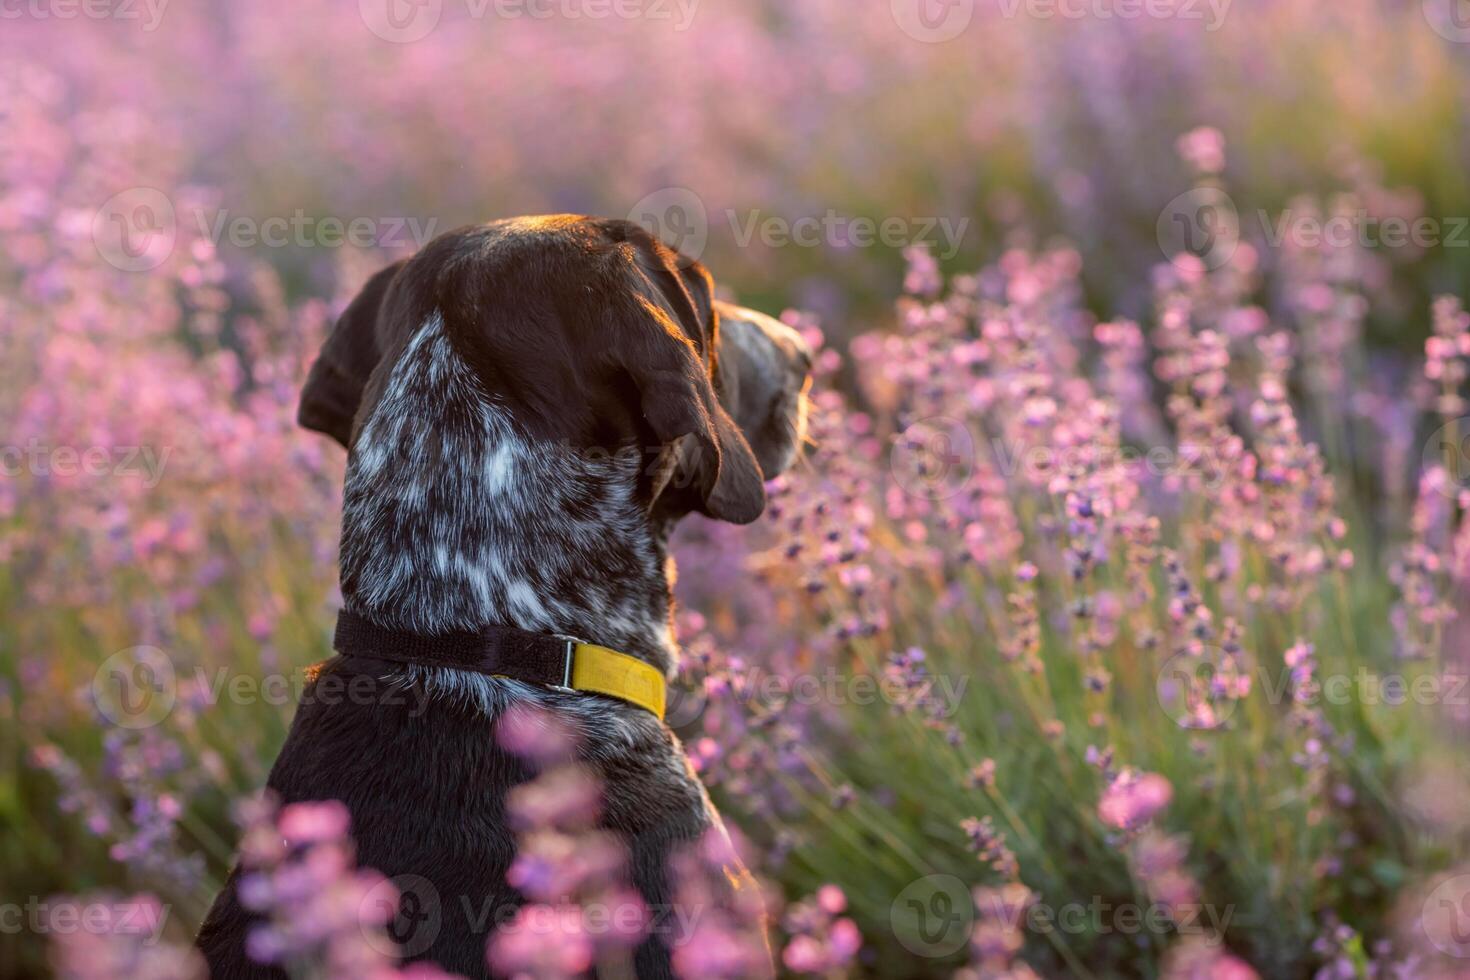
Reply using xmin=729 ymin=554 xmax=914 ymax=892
xmin=1176 ymin=126 xmax=1226 ymax=173
xmin=780 ymin=884 xmax=861 ymax=974
xmin=48 ymin=894 xmax=203 ymax=980
xmin=1099 ymin=771 xmax=1174 ymax=830
xmin=815 ymin=884 xmax=846 ymax=915
xmin=278 ymin=800 xmax=351 ymax=844
xmin=507 ymin=766 xmax=602 ymax=831
xmin=1163 ymin=940 xmax=1260 ymax=980
xmin=487 ymin=905 xmax=595 ymax=979
xmin=496 ymin=704 xmax=579 ymax=766
xmin=781 ymin=935 xmax=827 ymax=973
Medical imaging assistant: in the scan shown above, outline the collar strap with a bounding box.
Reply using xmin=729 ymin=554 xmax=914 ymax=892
xmin=332 ymin=610 xmax=667 ymax=720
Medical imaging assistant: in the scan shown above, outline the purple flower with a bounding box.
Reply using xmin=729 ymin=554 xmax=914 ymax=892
xmin=1099 ymin=771 xmax=1174 ymax=830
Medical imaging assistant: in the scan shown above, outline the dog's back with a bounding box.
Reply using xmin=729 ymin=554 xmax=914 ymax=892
xmin=198 ymin=664 xmax=720 ymax=979
xmin=198 ymin=217 xmax=806 ymax=978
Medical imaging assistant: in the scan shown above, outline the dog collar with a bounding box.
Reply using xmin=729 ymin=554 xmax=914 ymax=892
xmin=331 ymin=610 xmax=667 ymax=720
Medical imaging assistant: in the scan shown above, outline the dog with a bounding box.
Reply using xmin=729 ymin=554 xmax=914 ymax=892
xmin=196 ymin=216 xmax=811 ymax=978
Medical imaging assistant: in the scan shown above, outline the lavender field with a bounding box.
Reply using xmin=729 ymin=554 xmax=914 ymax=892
xmin=5 ymin=2 xmax=1470 ymax=977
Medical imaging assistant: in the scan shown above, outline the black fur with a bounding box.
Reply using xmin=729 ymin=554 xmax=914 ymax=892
xmin=197 ymin=217 xmax=810 ymax=979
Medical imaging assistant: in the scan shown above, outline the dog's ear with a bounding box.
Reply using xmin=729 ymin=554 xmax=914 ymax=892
xmin=299 ymin=260 xmax=406 ymax=448
xmin=607 ymin=253 xmax=766 ymax=525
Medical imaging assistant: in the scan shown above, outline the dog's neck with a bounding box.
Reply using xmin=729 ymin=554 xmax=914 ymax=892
xmin=338 ymin=314 xmax=678 ymax=675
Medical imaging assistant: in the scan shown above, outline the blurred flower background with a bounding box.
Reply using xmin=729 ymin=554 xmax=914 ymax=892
xmin=5 ymin=0 xmax=1470 ymax=977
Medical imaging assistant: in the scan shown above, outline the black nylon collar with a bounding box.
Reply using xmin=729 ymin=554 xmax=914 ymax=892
xmin=332 ymin=609 xmax=576 ymax=688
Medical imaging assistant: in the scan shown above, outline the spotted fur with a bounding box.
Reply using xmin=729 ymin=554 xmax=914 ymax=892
xmin=198 ymin=218 xmax=809 ymax=980
xmin=343 ymin=311 xmax=678 ymax=672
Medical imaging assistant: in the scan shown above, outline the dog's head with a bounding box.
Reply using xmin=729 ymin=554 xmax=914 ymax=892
xmin=299 ymin=216 xmax=810 ymax=525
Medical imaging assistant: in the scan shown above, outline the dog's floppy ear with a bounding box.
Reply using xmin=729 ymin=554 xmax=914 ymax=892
xmin=299 ymin=260 xmax=405 ymax=448
xmin=607 ymin=254 xmax=766 ymax=525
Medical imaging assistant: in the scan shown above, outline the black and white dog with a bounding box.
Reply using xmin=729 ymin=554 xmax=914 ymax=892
xmin=196 ymin=216 xmax=811 ymax=978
